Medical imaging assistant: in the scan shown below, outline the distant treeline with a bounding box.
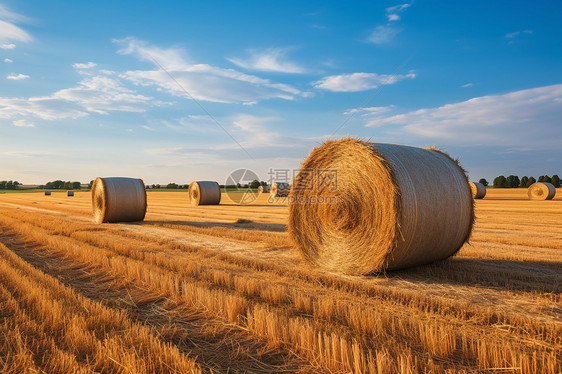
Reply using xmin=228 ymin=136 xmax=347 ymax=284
xmin=0 ymin=181 xmax=21 ymax=190
xmin=478 ymin=175 xmax=560 ymax=188
xmin=147 ymin=180 xmax=268 ymax=189
xmin=41 ymin=180 xmax=82 ymax=190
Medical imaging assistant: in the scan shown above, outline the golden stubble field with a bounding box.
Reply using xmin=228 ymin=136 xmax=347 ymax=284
xmin=0 ymin=188 xmax=560 ymax=373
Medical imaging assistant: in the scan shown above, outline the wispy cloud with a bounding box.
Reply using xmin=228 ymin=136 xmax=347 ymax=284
xmin=0 ymin=5 xmax=31 ymax=47
xmin=506 ymin=30 xmax=532 ymax=39
xmin=4 ymin=58 xmax=12 ymax=63
xmin=12 ymin=119 xmax=34 ymax=127
xmin=72 ymin=62 xmax=97 ymax=69
xmin=0 ymin=74 xmax=157 ymax=120
xmin=6 ymin=73 xmax=29 ymax=80
xmin=227 ymin=47 xmax=306 ymax=73
xmin=314 ymin=71 xmax=415 ymax=92
xmin=116 ymin=38 xmax=306 ymax=104
xmin=385 ymin=3 xmax=411 ymax=21
xmin=364 ymin=84 xmax=562 ymax=149
xmin=461 ymin=83 xmax=473 ymax=88
xmin=368 ymin=25 xmax=400 ymax=44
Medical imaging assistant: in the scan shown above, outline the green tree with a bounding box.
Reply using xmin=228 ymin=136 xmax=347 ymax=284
xmin=250 ymin=179 xmax=260 ymax=188
xmin=493 ymin=175 xmax=507 ymax=188
xmin=166 ymin=183 xmax=179 ymax=189
xmin=520 ymin=176 xmax=528 ymax=188
xmin=478 ymin=178 xmax=488 ymax=187
xmin=72 ymin=182 xmax=81 ymax=190
xmin=506 ymin=175 xmax=520 ymax=188
xmin=551 ymin=175 xmax=561 ymax=188
xmin=6 ymin=181 xmax=13 ymax=190
xmin=89 ymin=180 xmax=94 ymax=188
xmin=64 ymin=181 xmax=71 ymax=190
xmin=526 ymin=176 xmax=536 ymax=187
xmin=0 ymin=181 xmax=5 ymax=189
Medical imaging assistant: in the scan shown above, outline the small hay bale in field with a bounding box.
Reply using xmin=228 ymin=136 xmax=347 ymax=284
xmin=270 ymin=182 xmax=290 ymax=197
xmin=258 ymin=185 xmax=270 ymax=194
xmin=44 ymin=190 xmax=51 ymax=196
xmin=528 ymin=182 xmax=556 ymax=200
xmin=289 ymin=138 xmax=474 ymax=274
xmin=67 ymin=190 xmax=74 ymax=197
xmin=469 ymin=181 xmax=486 ymax=199
xmin=91 ymin=177 xmax=146 ymax=224
xmin=189 ymin=181 xmax=221 ymax=206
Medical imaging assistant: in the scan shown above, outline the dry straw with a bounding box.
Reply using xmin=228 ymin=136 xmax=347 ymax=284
xmin=289 ymin=138 xmax=474 ymax=274
xmin=257 ymin=185 xmax=270 ymax=194
xmin=527 ymin=182 xmax=556 ymax=200
xmin=270 ymin=182 xmax=290 ymax=197
xmin=67 ymin=190 xmax=74 ymax=197
xmin=469 ymin=181 xmax=486 ymax=199
xmin=91 ymin=177 xmax=147 ymax=224
xmin=189 ymin=181 xmax=221 ymax=206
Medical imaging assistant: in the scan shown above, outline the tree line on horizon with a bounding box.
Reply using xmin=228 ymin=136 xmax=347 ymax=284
xmin=478 ymin=174 xmax=561 ymax=188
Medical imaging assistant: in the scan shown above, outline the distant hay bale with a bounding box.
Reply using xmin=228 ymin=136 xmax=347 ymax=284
xmin=257 ymin=185 xmax=270 ymax=194
xmin=189 ymin=181 xmax=221 ymax=206
xmin=288 ymin=138 xmax=474 ymax=274
xmin=270 ymin=182 xmax=290 ymax=197
xmin=44 ymin=190 xmax=51 ymax=196
xmin=469 ymin=181 xmax=486 ymax=199
xmin=91 ymin=177 xmax=147 ymax=224
xmin=528 ymin=182 xmax=556 ymax=200
xmin=67 ymin=191 xmax=74 ymax=197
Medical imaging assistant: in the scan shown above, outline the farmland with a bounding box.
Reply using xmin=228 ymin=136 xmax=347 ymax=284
xmin=0 ymin=189 xmax=560 ymax=373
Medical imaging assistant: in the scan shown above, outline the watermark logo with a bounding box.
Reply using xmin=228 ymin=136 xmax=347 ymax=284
xmin=225 ymin=168 xmax=261 ymax=204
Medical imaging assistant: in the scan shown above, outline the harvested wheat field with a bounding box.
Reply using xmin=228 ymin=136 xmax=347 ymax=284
xmin=0 ymin=188 xmax=560 ymax=373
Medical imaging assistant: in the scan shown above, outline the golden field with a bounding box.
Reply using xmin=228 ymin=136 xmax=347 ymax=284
xmin=0 ymin=188 xmax=560 ymax=373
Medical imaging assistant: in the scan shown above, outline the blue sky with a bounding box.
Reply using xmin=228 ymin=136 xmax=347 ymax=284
xmin=1 ymin=1 xmax=561 ymax=185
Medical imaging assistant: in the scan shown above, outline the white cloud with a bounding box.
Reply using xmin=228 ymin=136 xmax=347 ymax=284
xmin=6 ymin=73 xmax=29 ymax=80
xmin=506 ymin=30 xmax=532 ymax=38
xmin=387 ymin=14 xmax=400 ymax=21
xmin=364 ymin=84 xmax=562 ymax=149
xmin=0 ymin=6 xmax=31 ymax=47
xmin=4 ymin=58 xmax=12 ymax=63
xmin=368 ymin=24 xmax=400 ymax=44
xmin=386 ymin=3 xmax=411 ymax=13
xmin=12 ymin=119 xmax=34 ymax=127
xmin=343 ymin=106 xmax=394 ymax=116
xmin=227 ymin=48 xmax=305 ymax=74
xmin=314 ymin=71 xmax=415 ymax=92
xmin=0 ymin=75 xmax=156 ymax=120
xmin=115 ymin=38 xmax=305 ymax=104
xmin=72 ymin=62 xmax=97 ymax=69
xmin=461 ymin=83 xmax=473 ymax=88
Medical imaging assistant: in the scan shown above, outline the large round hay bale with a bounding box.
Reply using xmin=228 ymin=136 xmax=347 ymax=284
xmin=528 ymin=182 xmax=556 ymax=200
xmin=469 ymin=181 xmax=486 ymax=199
xmin=92 ymin=177 xmax=147 ymax=224
xmin=189 ymin=181 xmax=221 ymax=206
xmin=289 ymin=138 xmax=474 ymax=274
xmin=270 ymin=182 xmax=290 ymax=197
xmin=44 ymin=190 xmax=51 ymax=196
xmin=67 ymin=190 xmax=74 ymax=197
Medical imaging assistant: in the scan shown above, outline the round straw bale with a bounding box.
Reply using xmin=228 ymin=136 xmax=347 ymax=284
xmin=92 ymin=177 xmax=146 ymax=224
xmin=288 ymin=138 xmax=474 ymax=274
xmin=189 ymin=181 xmax=221 ymax=206
xmin=270 ymin=182 xmax=290 ymax=197
xmin=67 ymin=190 xmax=74 ymax=197
xmin=44 ymin=190 xmax=51 ymax=196
xmin=527 ymin=182 xmax=556 ymax=200
xmin=469 ymin=181 xmax=486 ymax=199
xmin=258 ymin=185 xmax=270 ymax=194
